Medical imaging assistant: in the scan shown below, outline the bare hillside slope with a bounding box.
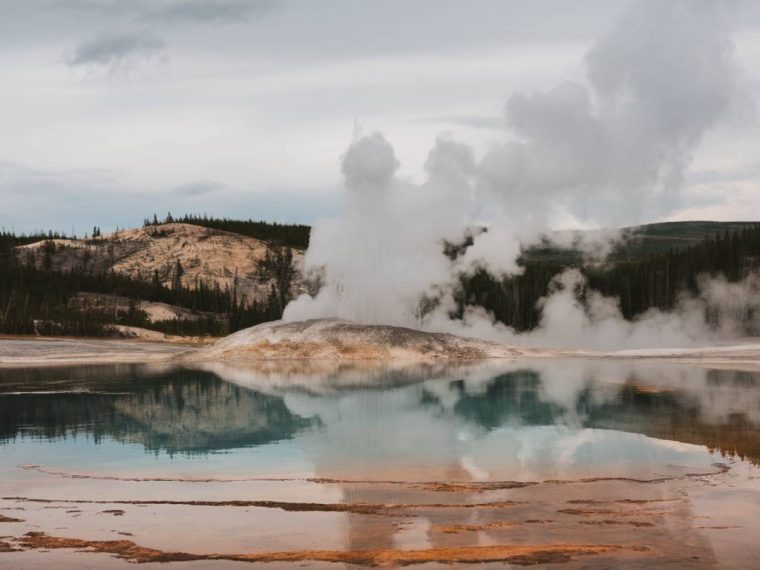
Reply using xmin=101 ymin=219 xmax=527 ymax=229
xmin=17 ymin=223 xmax=304 ymax=304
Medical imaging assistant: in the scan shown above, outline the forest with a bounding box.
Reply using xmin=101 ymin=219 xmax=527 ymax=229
xmin=456 ymin=224 xmax=760 ymax=332
xmin=1 ymin=221 xmax=759 ymax=338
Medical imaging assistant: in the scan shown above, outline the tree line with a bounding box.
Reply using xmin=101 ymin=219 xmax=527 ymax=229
xmin=144 ymin=213 xmax=310 ymax=249
xmin=455 ymin=225 xmax=760 ymax=332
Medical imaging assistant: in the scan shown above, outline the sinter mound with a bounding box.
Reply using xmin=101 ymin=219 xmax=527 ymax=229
xmin=187 ymin=319 xmax=521 ymax=361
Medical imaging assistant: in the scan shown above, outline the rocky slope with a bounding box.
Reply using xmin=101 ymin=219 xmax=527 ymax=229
xmin=68 ymin=292 xmax=218 ymax=323
xmin=187 ymin=319 xmax=522 ymax=361
xmin=17 ymin=223 xmax=304 ymax=304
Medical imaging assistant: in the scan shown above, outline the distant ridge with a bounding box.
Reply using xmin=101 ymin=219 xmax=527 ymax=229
xmin=523 ymin=220 xmax=759 ymax=264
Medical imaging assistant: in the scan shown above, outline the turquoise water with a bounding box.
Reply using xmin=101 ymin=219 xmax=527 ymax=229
xmin=1 ymin=361 xmax=757 ymax=482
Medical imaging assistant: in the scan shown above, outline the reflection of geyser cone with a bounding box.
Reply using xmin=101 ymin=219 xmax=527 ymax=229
xmin=336 ymin=133 xmax=404 ymax=325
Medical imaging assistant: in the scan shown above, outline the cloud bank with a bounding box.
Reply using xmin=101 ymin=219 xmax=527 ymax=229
xmin=66 ymin=31 xmax=166 ymax=72
xmin=143 ymin=0 xmax=274 ymax=24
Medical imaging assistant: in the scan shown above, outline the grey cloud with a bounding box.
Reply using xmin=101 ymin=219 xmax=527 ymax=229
xmin=0 ymin=160 xmax=337 ymax=235
xmin=55 ymin=1 xmax=274 ymax=73
xmin=48 ymin=0 xmax=274 ymax=24
xmin=143 ymin=0 xmax=275 ymax=24
xmin=46 ymin=0 xmax=138 ymax=17
xmin=411 ymin=115 xmax=504 ymax=130
xmin=66 ymin=31 xmax=165 ymax=70
xmin=173 ymin=180 xmax=225 ymax=196
xmin=2 ymin=0 xmax=759 ymax=242
xmin=687 ymin=162 xmax=760 ymax=185
xmin=0 ymin=160 xmax=117 ymax=192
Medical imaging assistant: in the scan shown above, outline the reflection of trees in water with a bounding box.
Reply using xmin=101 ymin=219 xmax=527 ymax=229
xmin=0 ymin=363 xmax=172 ymax=393
xmin=442 ymin=369 xmax=760 ymax=467
xmin=0 ymin=368 xmax=313 ymax=455
xmin=2 ymin=364 xmax=760 ymax=464
xmin=590 ymin=385 xmax=760 ymax=467
xmin=448 ymin=371 xmax=566 ymax=428
xmin=112 ymin=374 xmax=313 ymax=454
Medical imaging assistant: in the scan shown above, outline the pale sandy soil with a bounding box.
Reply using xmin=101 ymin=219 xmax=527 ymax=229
xmin=103 ymin=325 xmax=218 ymax=345
xmin=187 ymin=319 xmax=523 ymax=361
xmin=0 ymin=337 xmax=192 ymax=366
xmin=523 ymin=343 xmax=760 ymax=370
xmin=186 ymin=319 xmax=760 ymax=368
xmin=2 ymin=320 xmax=760 ymax=367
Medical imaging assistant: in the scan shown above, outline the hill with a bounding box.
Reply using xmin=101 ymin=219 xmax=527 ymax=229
xmin=523 ymin=221 xmax=759 ymax=264
xmin=621 ymin=221 xmax=759 ymax=254
xmin=0 ymin=221 xmax=308 ymax=337
xmin=17 ymin=223 xmax=305 ymax=305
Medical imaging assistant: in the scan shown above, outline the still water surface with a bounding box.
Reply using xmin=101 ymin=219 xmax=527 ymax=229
xmin=0 ymin=360 xmax=759 ymax=567
xmin=1 ymin=361 xmax=757 ymax=478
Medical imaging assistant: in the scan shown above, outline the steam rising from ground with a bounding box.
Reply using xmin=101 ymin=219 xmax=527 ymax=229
xmin=284 ymin=0 xmax=746 ymax=349
xmin=447 ymin=269 xmax=760 ymax=350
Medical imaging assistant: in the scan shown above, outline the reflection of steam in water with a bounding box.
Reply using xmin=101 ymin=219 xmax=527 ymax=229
xmin=268 ymin=359 xmax=741 ymax=566
xmin=2 ymin=360 xmax=760 ymax=468
xmin=270 ymin=380 xmax=712 ymax=482
xmin=207 ymin=359 xmax=760 ymax=474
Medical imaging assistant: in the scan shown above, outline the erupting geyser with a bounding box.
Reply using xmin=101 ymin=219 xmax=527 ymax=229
xmin=334 ymin=133 xmax=400 ymax=325
xmin=283 ymin=0 xmax=751 ymax=351
xmin=284 ymin=131 xmax=462 ymax=328
xmin=285 ymin=133 xmax=412 ymax=325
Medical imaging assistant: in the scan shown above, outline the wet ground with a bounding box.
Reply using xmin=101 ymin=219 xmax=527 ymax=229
xmin=0 ymin=360 xmax=759 ymax=567
xmin=0 ymin=338 xmax=189 ymax=366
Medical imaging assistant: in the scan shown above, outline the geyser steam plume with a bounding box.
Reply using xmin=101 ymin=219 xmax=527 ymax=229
xmin=284 ymin=0 xmax=745 ymax=348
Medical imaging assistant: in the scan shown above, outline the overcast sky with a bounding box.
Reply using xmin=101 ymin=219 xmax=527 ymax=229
xmin=2 ymin=0 xmax=760 ymax=234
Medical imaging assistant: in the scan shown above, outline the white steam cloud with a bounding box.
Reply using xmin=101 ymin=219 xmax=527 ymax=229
xmin=443 ymin=269 xmax=760 ymax=350
xmin=284 ymin=0 xmax=745 ymax=349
